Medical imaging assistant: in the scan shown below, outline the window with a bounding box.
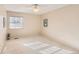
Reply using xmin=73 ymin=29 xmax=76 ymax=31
xmin=9 ymin=16 xmax=23 ymax=29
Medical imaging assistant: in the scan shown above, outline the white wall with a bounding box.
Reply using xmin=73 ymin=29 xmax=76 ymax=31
xmin=41 ymin=5 xmax=79 ymax=50
xmin=7 ymin=11 xmax=41 ymax=38
xmin=0 ymin=5 xmax=7 ymax=52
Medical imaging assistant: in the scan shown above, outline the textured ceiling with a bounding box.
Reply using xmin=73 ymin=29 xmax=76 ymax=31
xmin=3 ymin=4 xmax=68 ymax=15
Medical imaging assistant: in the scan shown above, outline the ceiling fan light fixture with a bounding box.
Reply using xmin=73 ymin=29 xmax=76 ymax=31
xmin=32 ymin=4 xmax=39 ymax=12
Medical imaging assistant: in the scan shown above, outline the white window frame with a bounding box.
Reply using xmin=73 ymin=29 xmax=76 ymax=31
xmin=9 ymin=16 xmax=24 ymax=29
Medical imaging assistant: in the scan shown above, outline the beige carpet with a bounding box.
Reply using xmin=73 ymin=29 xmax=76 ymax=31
xmin=2 ymin=35 xmax=77 ymax=54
